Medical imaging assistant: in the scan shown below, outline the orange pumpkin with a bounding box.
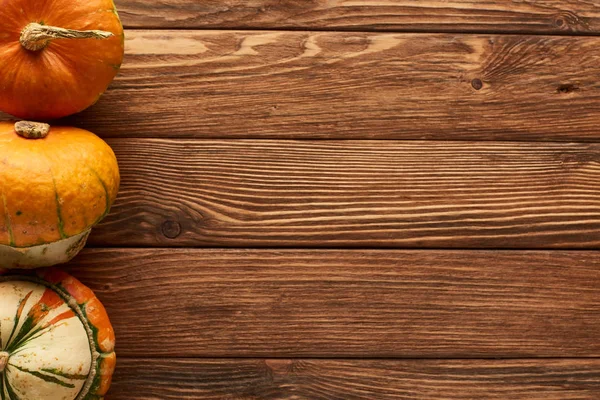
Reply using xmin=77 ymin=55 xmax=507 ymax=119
xmin=0 ymin=0 xmax=124 ymax=119
xmin=0 ymin=121 xmax=120 ymax=268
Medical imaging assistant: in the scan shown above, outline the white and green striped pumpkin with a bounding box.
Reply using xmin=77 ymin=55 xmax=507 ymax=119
xmin=0 ymin=268 xmax=115 ymax=399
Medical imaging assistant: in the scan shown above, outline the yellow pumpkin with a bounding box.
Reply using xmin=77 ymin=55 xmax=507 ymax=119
xmin=0 ymin=121 xmax=119 ymax=268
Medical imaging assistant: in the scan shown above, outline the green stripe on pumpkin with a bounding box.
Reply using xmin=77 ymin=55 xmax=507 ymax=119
xmin=5 ymin=292 xmax=33 ymax=350
xmin=78 ymin=305 xmax=105 ymax=397
xmin=9 ymin=365 xmax=75 ymax=389
xmin=41 ymin=368 xmax=87 ymax=380
xmin=51 ymin=175 xmax=67 ymax=240
xmin=5 ymin=315 xmax=36 ymax=353
xmin=10 ymin=326 xmax=49 ymax=354
xmin=0 ymin=374 xmax=5 ymax=400
xmin=80 ymin=304 xmax=102 ymax=353
xmin=86 ymin=165 xmax=112 ymax=225
xmin=6 ymin=293 xmax=59 ymax=352
xmin=3 ymin=374 xmax=20 ymax=400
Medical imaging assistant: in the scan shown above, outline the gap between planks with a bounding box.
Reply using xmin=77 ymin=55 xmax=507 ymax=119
xmin=118 ymin=25 xmax=600 ymax=37
xmin=115 ymin=355 xmax=600 ymax=361
xmin=114 ymin=0 xmax=600 ymax=35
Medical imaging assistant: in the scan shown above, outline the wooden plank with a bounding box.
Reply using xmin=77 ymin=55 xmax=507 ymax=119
xmin=56 ymin=31 xmax=600 ymax=141
xmin=68 ymin=249 xmax=600 ymax=357
xmin=111 ymin=358 xmax=600 ymax=399
xmin=89 ymin=139 xmax=600 ymax=249
xmin=115 ymin=0 xmax=600 ymax=34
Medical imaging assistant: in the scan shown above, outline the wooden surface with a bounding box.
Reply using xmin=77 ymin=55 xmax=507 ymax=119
xmin=69 ymin=249 xmax=600 ymax=358
xmin=65 ymin=31 xmax=600 ymax=141
xmin=89 ymin=140 xmax=600 ymax=249
xmin=112 ymin=359 xmax=600 ymax=399
xmin=116 ymin=0 xmax=600 ymax=34
xmin=3 ymin=0 xmax=600 ymax=398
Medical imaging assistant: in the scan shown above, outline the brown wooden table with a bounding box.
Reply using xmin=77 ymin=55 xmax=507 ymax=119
xmin=34 ymin=1 xmax=600 ymax=398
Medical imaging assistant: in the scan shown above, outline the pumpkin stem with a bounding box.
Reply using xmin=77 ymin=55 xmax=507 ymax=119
xmin=0 ymin=351 xmax=8 ymax=373
xmin=20 ymin=23 xmax=113 ymax=52
xmin=14 ymin=121 xmax=51 ymax=139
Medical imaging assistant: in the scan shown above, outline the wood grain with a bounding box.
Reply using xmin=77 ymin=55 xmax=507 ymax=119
xmin=114 ymin=0 xmax=600 ymax=34
xmin=89 ymin=139 xmax=600 ymax=249
xmin=56 ymin=31 xmax=600 ymax=141
xmin=111 ymin=358 xmax=600 ymax=399
xmin=68 ymin=249 xmax=600 ymax=357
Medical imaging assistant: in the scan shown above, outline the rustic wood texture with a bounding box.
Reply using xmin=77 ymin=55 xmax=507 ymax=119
xmin=115 ymin=0 xmax=600 ymax=34
xmin=89 ymin=139 xmax=600 ymax=249
xmin=2 ymin=3 xmax=597 ymax=395
xmin=112 ymin=358 xmax=600 ymax=399
xmin=55 ymin=31 xmax=600 ymax=141
xmin=68 ymin=249 xmax=600 ymax=358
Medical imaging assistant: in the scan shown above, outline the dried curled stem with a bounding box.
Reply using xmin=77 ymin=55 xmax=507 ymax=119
xmin=20 ymin=22 xmax=113 ymax=51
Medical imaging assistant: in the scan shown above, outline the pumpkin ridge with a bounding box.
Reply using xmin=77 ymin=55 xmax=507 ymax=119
xmin=0 ymin=275 xmax=100 ymax=400
xmin=4 ymin=292 xmax=33 ymax=351
xmin=6 ymin=289 xmax=61 ymax=352
xmin=5 ymin=316 xmax=35 ymax=354
xmin=50 ymin=173 xmax=67 ymax=240
xmin=0 ymin=191 xmax=15 ymax=247
xmin=9 ymin=326 xmax=51 ymax=354
xmin=3 ymin=373 xmax=18 ymax=400
xmin=43 ymin=44 xmax=83 ymax=92
xmin=7 ymin=315 xmax=72 ymax=354
xmin=86 ymin=165 xmax=111 ymax=226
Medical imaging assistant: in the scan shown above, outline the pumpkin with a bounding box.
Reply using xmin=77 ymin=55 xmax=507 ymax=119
xmin=0 ymin=0 xmax=124 ymax=120
xmin=0 ymin=121 xmax=120 ymax=268
xmin=0 ymin=267 xmax=116 ymax=399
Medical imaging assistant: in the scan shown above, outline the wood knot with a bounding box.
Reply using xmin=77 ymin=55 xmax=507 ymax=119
xmin=161 ymin=220 xmax=181 ymax=239
xmin=557 ymin=84 xmax=579 ymax=94
xmin=471 ymin=78 xmax=483 ymax=90
xmin=552 ymin=11 xmax=587 ymax=31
